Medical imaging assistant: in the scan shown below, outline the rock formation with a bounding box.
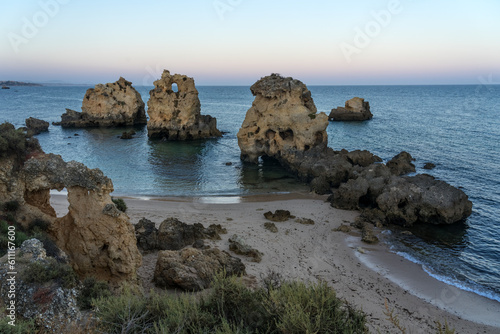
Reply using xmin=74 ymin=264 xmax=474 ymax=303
xmin=0 ymin=125 xmax=141 ymax=284
xmin=25 ymin=117 xmax=49 ymax=135
xmin=237 ymin=74 xmax=329 ymax=164
xmin=228 ymin=234 xmax=263 ymax=262
xmin=147 ymin=70 xmax=221 ymax=140
xmin=153 ymin=247 xmax=245 ymax=291
xmin=134 ymin=217 xmax=226 ymax=252
xmin=329 ymin=97 xmax=373 ymax=121
xmin=55 ymin=77 xmax=146 ymax=127
xmin=237 ymin=76 xmax=472 ymax=227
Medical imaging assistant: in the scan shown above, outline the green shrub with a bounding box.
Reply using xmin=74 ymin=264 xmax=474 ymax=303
xmin=3 ymin=200 xmax=20 ymax=212
xmin=112 ymin=197 xmax=127 ymax=213
xmin=29 ymin=218 xmax=50 ymax=233
xmin=77 ymin=277 xmax=111 ymax=310
xmin=21 ymin=258 xmax=78 ymax=289
xmin=93 ymin=273 xmax=367 ymax=334
xmin=14 ymin=230 xmax=28 ymax=247
xmin=0 ymin=313 xmax=36 ymax=334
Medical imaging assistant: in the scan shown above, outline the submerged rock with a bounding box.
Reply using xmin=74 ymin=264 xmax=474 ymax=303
xmin=153 ymin=247 xmax=245 ymax=291
xmin=329 ymin=97 xmax=373 ymax=121
xmin=147 ymin=70 xmax=221 ymax=140
xmin=25 ymin=117 xmax=49 ymax=135
xmin=55 ymin=77 xmax=146 ymax=127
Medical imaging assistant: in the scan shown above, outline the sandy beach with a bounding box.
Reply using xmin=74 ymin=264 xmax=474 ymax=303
xmin=51 ymin=193 xmax=500 ymax=333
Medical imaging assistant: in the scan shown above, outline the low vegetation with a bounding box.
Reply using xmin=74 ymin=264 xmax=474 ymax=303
xmin=112 ymin=197 xmax=127 ymax=212
xmin=93 ymin=273 xmax=368 ymax=334
xmin=21 ymin=258 xmax=79 ymax=289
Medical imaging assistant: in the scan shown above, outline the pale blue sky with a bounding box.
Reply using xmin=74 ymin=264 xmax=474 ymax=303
xmin=1 ymin=0 xmax=499 ymax=85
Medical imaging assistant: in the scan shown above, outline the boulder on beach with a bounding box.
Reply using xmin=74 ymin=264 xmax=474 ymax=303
xmin=329 ymin=97 xmax=373 ymax=121
xmin=153 ymin=247 xmax=245 ymax=291
xmin=147 ymin=70 xmax=221 ymax=140
xmin=54 ymin=77 xmax=146 ymax=127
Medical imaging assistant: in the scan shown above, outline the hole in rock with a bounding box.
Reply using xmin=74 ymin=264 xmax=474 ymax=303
xmin=49 ymin=188 xmax=70 ymax=218
xmin=172 ymin=83 xmax=179 ymax=92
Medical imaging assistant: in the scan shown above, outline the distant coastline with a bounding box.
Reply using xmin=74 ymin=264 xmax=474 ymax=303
xmin=0 ymin=80 xmax=42 ymax=87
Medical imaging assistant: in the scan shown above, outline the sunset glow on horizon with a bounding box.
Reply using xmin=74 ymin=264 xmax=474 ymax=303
xmin=1 ymin=0 xmax=499 ymax=85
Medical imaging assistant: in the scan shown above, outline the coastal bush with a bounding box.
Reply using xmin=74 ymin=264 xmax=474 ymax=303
xmin=21 ymin=258 xmax=78 ymax=289
xmin=77 ymin=277 xmax=112 ymax=310
xmin=93 ymin=273 xmax=368 ymax=333
xmin=3 ymin=200 xmax=20 ymax=212
xmin=0 ymin=310 xmax=36 ymax=334
xmin=112 ymin=197 xmax=127 ymax=213
xmin=29 ymin=218 xmax=50 ymax=233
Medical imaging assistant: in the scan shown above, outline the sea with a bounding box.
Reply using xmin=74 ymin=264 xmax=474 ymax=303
xmin=1 ymin=84 xmax=499 ymax=304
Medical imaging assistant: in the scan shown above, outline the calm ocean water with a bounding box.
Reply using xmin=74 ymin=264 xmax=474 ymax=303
xmin=1 ymin=84 xmax=499 ymax=303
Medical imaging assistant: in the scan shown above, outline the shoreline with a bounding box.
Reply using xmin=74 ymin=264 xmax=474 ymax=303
xmin=50 ymin=193 xmax=500 ymax=332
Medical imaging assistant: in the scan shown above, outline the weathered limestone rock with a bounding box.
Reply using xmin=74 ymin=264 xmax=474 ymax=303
xmin=236 ymin=77 xmax=472 ymax=227
xmin=237 ymin=74 xmax=329 ymax=163
xmin=329 ymin=163 xmax=472 ymax=226
xmin=55 ymin=77 xmax=146 ymax=127
xmin=228 ymin=234 xmax=263 ymax=262
xmin=264 ymin=209 xmax=294 ymax=222
xmin=329 ymin=97 xmax=373 ymax=121
xmin=156 ymin=218 xmax=225 ymax=250
xmin=386 ymin=151 xmax=416 ymax=175
xmin=0 ymin=243 xmax=81 ymax=330
xmin=135 ymin=218 xmax=158 ymax=251
xmin=0 ymin=130 xmax=141 ymax=284
xmin=20 ymin=154 xmax=142 ymax=283
xmin=25 ymin=117 xmax=49 ymax=135
xmin=147 ymin=70 xmax=221 ymax=140
xmin=153 ymin=247 xmax=245 ymax=291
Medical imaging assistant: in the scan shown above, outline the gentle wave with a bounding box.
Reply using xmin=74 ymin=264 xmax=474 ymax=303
xmin=395 ymin=250 xmax=500 ymax=303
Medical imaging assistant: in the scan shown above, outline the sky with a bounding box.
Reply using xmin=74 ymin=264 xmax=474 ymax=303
xmin=0 ymin=0 xmax=499 ymax=85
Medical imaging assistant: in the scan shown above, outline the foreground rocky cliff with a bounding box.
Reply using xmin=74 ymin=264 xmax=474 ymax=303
xmin=0 ymin=123 xmax=141 ymax=283
xmin=238 ymin=75 xmax=472 ymax=226
xmin=55 ymin=77 xmax=146 ymax=127
xmin=147 ymin=70 xmax=221 ymax=140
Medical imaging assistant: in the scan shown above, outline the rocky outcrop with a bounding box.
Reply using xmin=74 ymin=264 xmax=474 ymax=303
xmin=228 ymin=234 xmax=263 ymax=262
xmin=0 ymin=240 xmax=81 ymax=330
xmin=329 ymin=162 xmax=472 ymax=226
xmin=134 ymin=217 xmax=226 ymax=252
xmin=21 ymin=154 xmax=142 ymax=283
xmin=237 ymin=74 xmax=329 ymax=164
xmin=0 ymin=128 xmax=141 ymax=284
xmin=264 ymin=209 xmax=294 ymax=222
xmin=153 ymin=247 xmax=245 ymax=291
xmin=55 ymin=77 xmax=146 ymax=127
xmin=237 ymin=76 xmax=472 ymax=227
xmin=134 ymin=218 xmax=158 ymax=251
xmin=147 ymin=70 xmax=221 ymax=140
xmin=386 ymin=151 xmax=415 ymax=175
xmin=329 ymin=97 xmax=373 ymax=121
xmin=25 ymin=117 xmax=49 ymax=135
